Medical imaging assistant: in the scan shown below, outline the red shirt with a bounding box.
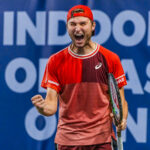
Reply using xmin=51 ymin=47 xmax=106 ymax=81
xmin=41 ymin=44 xmax=127 ymax=145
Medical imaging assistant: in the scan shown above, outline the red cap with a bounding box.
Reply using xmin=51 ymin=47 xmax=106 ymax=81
xmin=67 ymin=5 xmax=94 ymax=22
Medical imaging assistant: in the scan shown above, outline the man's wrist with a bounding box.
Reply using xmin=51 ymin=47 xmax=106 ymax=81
xmin=36 ymin=107 xmax=44 ymax=114
xmin=122 ymin=118 xmax=127 ymax=124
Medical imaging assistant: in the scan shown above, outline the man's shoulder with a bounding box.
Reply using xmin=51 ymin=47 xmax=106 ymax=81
xmin=99 ymin=45 xmax=118 ymax=57
xmin=49 ymin=46 xmax=69 ymax=60
xmin=99 ymin=45 xmax=120 ymax=62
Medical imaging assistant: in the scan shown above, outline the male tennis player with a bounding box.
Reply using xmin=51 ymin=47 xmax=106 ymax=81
xmin=31 ymin=5 xmax=128 ymax=150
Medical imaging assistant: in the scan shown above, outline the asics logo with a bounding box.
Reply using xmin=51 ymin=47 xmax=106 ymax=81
xmin=95 ymin=62 xmax=102 ymax=70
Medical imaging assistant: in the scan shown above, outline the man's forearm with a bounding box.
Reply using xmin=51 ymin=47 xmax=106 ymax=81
xmin=36 ymin=101 xmax=57 ymax=116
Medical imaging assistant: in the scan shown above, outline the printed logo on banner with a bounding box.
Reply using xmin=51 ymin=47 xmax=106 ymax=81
xmin=2 ymin=10 xmax=149 ymax=46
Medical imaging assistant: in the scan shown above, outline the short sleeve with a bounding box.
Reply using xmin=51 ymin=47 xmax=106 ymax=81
xmin=99 ymin=46 xmax=127 ymax=88
xmin=113 ymin=55 xmax=127 ymax=88
xmin=41 ymin=56 xmax=61 ymax=93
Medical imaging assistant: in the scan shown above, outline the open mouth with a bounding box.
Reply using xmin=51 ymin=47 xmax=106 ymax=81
xmin=74 ymin=34 xmax=84 ymax=41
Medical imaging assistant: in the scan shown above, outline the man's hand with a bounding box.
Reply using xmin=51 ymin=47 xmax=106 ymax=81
xmin=31 ymin=95 xmax=45 ymax=110
xmin=31 ymin=88 xmax=58 ymax=116
xmin=117 ymin=119 xmax=127 ymax=132
xmin=110 ymin=113 xmax=127 ymax=132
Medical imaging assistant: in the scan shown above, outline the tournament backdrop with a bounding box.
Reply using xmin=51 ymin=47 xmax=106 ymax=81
xmin=0 ymin=0 xmax=150 ymax=149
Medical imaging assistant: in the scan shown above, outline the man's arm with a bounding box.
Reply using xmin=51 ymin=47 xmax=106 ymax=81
xmin=31 ymin=87 xmax=58 ymax=116
xmin=117 ymin=87 xmax=128 ymax=131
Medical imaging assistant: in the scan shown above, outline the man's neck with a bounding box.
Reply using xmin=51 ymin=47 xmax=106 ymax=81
xmin=70 ymin=41 xmax=96 ymax=55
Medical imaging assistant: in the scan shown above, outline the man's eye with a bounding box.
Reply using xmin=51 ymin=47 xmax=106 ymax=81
xmin=80 ymin=22 xmax=86 ymax=26
xmin=70 ymin=23 xmax=76 ymax=26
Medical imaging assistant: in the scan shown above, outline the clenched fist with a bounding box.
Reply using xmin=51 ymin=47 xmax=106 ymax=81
xmin=31 ymin=88 xmax=58 ymax=116
xmin=31 ymin=95 xmax=45 ymax=110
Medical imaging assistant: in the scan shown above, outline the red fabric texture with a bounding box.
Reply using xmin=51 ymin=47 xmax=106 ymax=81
xmin=41 ymin=44 xmax=127 ymax=146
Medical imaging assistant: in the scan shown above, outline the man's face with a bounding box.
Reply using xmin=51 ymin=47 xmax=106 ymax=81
xmin=67 ymin=16 xmax=95 ymax=48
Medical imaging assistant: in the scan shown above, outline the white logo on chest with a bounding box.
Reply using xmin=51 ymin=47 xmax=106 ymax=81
xmin=95 ymin=62 xmax=102 ymax=70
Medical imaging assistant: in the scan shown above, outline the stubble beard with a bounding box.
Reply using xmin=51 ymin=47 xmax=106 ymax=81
xmin=72 ymin=33 xmax=92 ymax=50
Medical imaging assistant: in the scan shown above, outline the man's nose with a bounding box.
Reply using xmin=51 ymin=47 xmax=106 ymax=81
xmin=75 ymin=25 xmax=81 ymax=32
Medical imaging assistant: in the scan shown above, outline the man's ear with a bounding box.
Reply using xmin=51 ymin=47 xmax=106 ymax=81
xmin=92 ymin=21 xmax=96 ymax=36
xmin=66 ymin=23 xmax=68 ymax=30
xmin=92 ymin=21 xmax=96 ymax=31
